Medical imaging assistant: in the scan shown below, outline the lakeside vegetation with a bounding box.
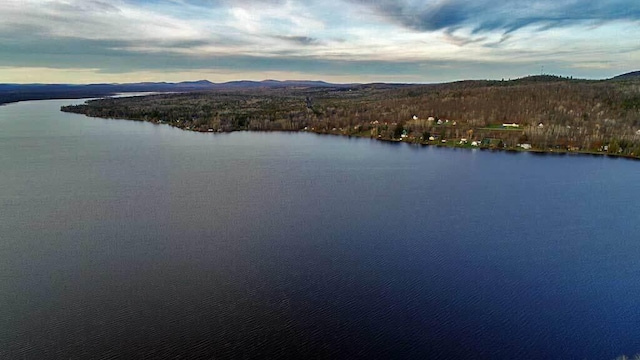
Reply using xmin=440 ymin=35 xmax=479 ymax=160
xmin=61 ymin=75 xmax=640 ymax=158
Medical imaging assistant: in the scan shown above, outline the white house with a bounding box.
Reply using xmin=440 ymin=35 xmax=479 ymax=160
xmin=502 ymin=123 xmax=519 ymax=128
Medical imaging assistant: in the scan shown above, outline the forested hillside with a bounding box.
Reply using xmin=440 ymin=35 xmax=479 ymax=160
xmin=61 ymin=76 xmax=640 ymax=157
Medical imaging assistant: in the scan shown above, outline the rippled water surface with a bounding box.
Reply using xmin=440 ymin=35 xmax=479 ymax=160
xmin=1 ymin=99 xmax=640 ymax=359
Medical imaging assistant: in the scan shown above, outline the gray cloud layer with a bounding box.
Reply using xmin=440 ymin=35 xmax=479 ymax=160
xmin=350 ymin=0 xmax=640 ymax=33
xmin=0 ymin=0 xmax=638 ymax=82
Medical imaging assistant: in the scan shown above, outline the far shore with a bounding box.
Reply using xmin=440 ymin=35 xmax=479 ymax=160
xmin=70 ymin=111 xmax=640 ymax=161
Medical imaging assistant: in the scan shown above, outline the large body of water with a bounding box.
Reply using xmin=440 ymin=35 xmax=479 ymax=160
xmin=1 ymin=99 xmax=640 ymax=359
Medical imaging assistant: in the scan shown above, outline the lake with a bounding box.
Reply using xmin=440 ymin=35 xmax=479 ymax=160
xmin=1 ymin=99 xmax=640 ymax=359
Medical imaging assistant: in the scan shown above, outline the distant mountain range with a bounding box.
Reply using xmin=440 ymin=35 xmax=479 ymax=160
xmin=0 ymin=79 xmax=351 ymax=92
xmin=1 ymin=72 xmax=638 ymax=105
xmin=0 ymin=79 xmax=361 ymax=105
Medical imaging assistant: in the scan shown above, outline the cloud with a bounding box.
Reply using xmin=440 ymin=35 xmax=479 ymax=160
xmin=441 ymin=30 xmax=487 ymax=47
xmin=348 ymin=0 xmax=640 ymax=34
xmin=0 ymin=0 xmax=202 ymax=42
xmin=0 ymin=0 xmax=638 ymax=83
xmin=273 ymin=36 xmax=323 ymax=46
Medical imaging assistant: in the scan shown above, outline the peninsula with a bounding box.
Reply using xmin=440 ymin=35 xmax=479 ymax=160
xmin=60 ymin=73 xmax=640 ymax=158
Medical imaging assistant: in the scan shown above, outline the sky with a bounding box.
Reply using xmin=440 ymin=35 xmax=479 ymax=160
xmin=0 ymin=0 xmax=639 ymax=84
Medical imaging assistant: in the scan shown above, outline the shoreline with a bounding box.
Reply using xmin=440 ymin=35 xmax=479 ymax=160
xmin=0 ymin=93 xmax=118 ymax=107
xmin=62 ymin=109 xmax=640 ymax=161
xmin=326 ymin=131 xmax=640 ymax=161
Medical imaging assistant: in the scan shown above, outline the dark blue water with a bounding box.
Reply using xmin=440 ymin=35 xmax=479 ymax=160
xmin=1 ymin=99 xmax=640 ymax=359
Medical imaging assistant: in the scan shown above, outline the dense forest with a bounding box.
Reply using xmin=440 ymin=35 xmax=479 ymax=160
xmin=61 ymin=75 xmax=640 ymax=158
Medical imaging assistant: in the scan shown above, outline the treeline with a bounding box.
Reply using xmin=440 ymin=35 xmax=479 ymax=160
xmin=61 ymin=76 xmax=640 ymax=157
